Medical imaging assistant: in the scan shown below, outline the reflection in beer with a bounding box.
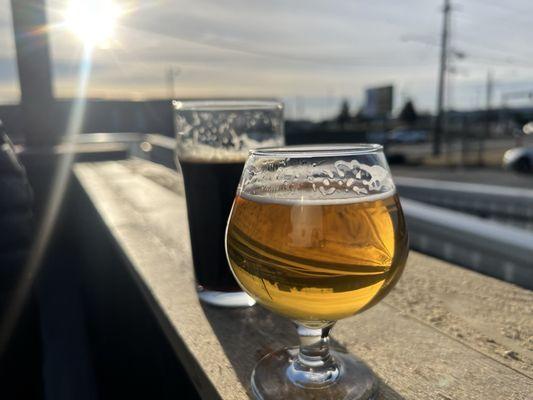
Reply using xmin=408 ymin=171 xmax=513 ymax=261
xmin=226 ymin=191 xmax=408 ymax=322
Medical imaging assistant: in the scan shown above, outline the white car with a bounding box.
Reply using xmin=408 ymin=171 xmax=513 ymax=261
xmin=503 ymin=147 xmax=533 ymax=173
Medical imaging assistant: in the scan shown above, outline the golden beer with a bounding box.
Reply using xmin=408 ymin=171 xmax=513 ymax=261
xmin=226 ymin=192 xmax=408 ymax=322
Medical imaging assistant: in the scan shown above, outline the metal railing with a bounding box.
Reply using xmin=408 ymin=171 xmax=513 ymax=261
xmin=402 ymin=198 xmax=533 ymax=289
xmin=21 ymin=133 xmax=532 ymax=288
xmin=396 ymin=176 xmax=533 ymax=228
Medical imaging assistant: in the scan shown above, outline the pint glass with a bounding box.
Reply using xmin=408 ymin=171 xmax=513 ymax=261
xmin=174 ymin=100 xmax=284 ymax=307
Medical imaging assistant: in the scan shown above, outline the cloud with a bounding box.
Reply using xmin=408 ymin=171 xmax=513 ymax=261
xmin=1 ymin=0 xmax=532 ymax=116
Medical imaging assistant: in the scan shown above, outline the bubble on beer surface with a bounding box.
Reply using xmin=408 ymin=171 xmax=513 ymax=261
xmin=241 ymin=157 xmax=395 ymax=204
xmin=176 ymin=109 xmax=283 ymax=162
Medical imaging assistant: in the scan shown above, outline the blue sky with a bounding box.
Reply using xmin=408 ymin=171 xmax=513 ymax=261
xmin=1 ymin=0 xmax=533 ymax=119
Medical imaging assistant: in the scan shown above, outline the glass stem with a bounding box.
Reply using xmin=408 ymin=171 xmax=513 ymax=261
xmin=287 ymin=322 xmax=341 ymax=388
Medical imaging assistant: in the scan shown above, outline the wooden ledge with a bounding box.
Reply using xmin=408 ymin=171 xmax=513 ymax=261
xmin=74 ymin=159 xmax=533 ymax=400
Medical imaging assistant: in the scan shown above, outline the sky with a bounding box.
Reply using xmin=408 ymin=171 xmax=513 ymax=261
xmin=1 ymin=0 xmax=533 ymax=120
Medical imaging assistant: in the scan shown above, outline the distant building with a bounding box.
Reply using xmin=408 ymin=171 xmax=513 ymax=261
xmin=361 ymin=86 xmax=394 ymax=119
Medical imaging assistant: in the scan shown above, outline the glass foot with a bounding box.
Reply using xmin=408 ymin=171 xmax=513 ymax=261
xmin=251 ymin=347 xmax=378 ymax=400
xmin=197 ymin=288 xmax=256 ymax=307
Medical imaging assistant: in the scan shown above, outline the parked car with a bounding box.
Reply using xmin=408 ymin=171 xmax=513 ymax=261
xmin=366 ymin=131 xmax=388 ymax=145
xmin=503 ymin=147 xmax=533 ymax=173
xmin=388 ymin=129 xmax=428 ymax=144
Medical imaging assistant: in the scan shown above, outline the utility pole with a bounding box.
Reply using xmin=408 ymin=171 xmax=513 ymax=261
xmin=166 ymin=68 xmax=174 ymax=99
xmin=433 ymin=0 xmax=451 ymax=156
xmin=296 ymin=96 xmax=305 ymax=120
xmin=479 ymin=71 xmax=493 ymax=165
xmin=166 ymin=67 xmax=181 ymax=99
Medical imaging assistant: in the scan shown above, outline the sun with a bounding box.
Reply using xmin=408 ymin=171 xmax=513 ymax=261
xmin=64 ymin=0 xmax=121 ymax=46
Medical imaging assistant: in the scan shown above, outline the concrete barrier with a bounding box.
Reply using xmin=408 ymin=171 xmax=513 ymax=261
xmin=402 ymin=197 xmax=533 ymax=289
xmin=396 ymin=176 xmax=533 ymax=221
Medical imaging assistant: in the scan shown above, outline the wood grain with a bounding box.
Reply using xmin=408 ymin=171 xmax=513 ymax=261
xmin=74 ymin=160 xmax=533 ymax=399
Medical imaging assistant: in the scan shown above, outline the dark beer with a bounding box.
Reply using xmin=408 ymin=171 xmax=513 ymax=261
xmin=180 ymin=158 xmax=245 ymax=292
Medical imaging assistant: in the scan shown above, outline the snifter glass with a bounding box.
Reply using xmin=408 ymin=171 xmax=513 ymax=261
xmin=174 ymin=100 xmax=284 ymax=308
xmin=225 ymin=145 xmax=409 ymax=399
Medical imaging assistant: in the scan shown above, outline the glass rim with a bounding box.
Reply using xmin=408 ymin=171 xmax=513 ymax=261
xmin=172 ymin=99 xmax=283 ymax=111
xmin=250 ymin=144 xmax=383 ymax=157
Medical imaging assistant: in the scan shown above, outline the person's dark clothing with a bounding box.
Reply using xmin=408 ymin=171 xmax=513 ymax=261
xmin=0 ymin=124 xmax=43 ymax=399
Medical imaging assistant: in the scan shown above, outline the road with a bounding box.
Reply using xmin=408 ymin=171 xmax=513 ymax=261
xmin=387 ymin=136 xmax=533 ymax=168
xmin=392 ymin=165 xmax=533 ymax=189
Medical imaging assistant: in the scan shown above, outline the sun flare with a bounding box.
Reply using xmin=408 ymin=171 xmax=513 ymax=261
xmin=64 ymin=0 xmax=121 ymax=46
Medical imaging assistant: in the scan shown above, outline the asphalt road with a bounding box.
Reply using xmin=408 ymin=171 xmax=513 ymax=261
xmin=391 ymin=165 xmax=533 ymax=189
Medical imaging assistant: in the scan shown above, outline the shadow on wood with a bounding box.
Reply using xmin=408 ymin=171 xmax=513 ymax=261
xmin=201 ymin=303 xmax=405 ymax=400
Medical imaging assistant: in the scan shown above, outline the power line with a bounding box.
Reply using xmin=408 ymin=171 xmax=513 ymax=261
xmin=402 ymin=31 xmax=533 ymax=69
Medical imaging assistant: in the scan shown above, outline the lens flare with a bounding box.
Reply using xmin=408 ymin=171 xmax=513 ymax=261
xmin=65 ymin=0 xmax=121 ymax=46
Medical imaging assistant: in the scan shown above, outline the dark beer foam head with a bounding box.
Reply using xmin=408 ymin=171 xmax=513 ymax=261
xmin=177 ymin=139 xmax=283 ymax=163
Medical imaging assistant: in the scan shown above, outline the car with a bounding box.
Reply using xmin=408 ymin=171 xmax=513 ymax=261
xmin=388 ymin=129 xmax=428 ymax=144
xmin=503 ymin=147 xmax=533 ymax=173
xmin=366 ymin=131 xmax=388 ymax=144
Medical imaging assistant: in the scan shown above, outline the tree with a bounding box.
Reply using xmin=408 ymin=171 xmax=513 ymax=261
xmin=399 ymin=100 xmax=418 ymax=125
xmin=337 ymin=99 xmax=351 ymax=127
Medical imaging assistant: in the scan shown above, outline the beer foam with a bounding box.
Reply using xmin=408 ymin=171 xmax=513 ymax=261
xmin=239 ymin=187 xmax=396 ymax=205
xmin=177 ymin=137 xmax=283 ymax=163
xmin=239 ymin=158 xmax=396 ymax=205
xmin=176 ymin=107 xmax=284 ymax=162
